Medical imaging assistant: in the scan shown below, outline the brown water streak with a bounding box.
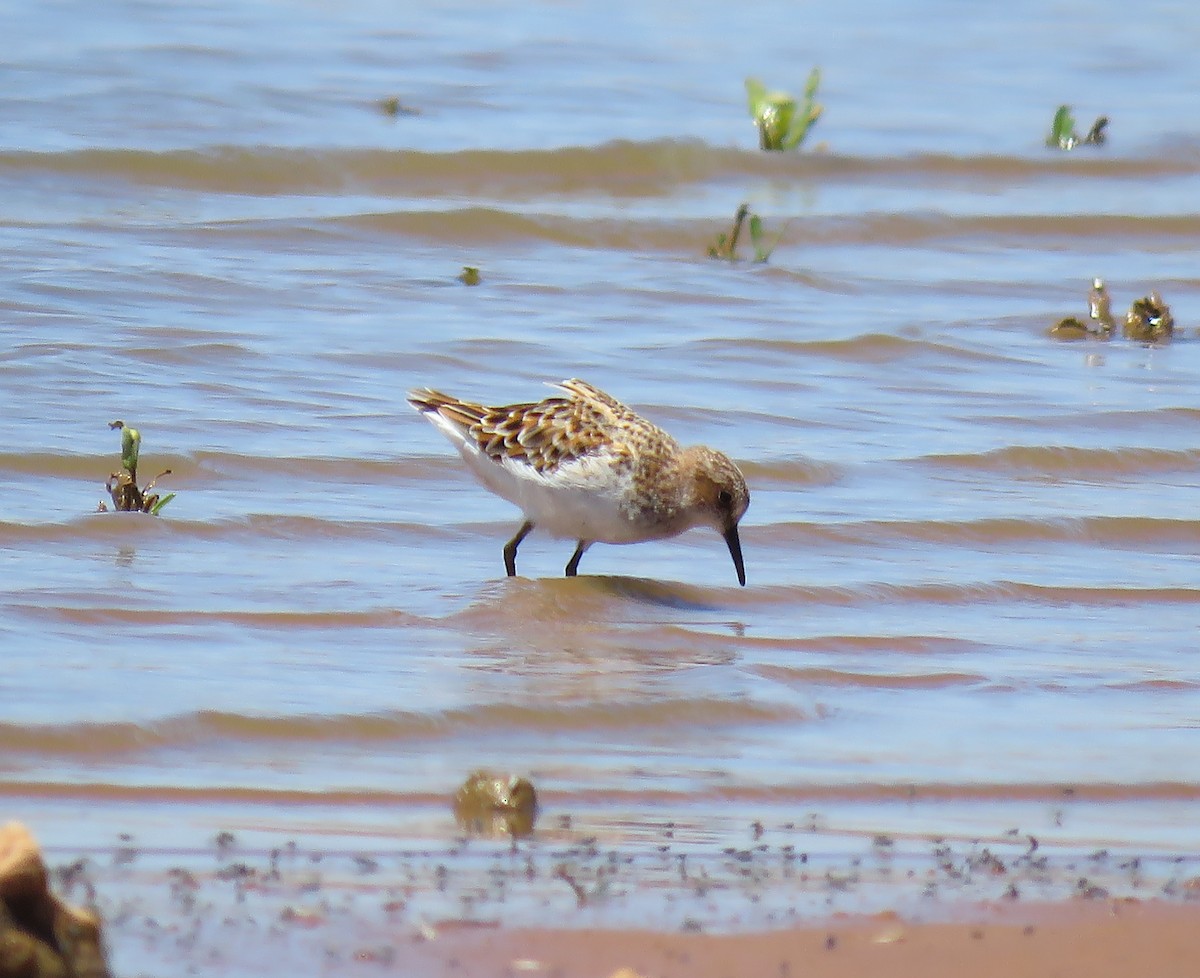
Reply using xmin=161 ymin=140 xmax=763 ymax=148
xmin=1 ymin=780 xmax=1196 ymax=806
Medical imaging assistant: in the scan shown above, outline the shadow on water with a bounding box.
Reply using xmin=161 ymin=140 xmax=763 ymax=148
xmin=453 ymin=574 xmax=748 ymax=638
xmin=573 ymin=574 xmax=735 ymax=612
xmin=466 ymin=571 xmax=746 ymax=609
xmin=453 ymin=574 xmax=747 ymax=675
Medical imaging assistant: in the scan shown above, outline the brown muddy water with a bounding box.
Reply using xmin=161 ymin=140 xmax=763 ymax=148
xmin=2 ymin=0 xmax=1200 ymax=973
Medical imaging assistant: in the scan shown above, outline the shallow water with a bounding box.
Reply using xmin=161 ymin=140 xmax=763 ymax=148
xmin=3 ymin=0 xmax=1200 ymax=969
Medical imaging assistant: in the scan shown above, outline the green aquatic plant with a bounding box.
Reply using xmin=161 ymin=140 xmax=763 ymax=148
xmin=1047 ymin=105 xmax=1075 ymax=149
xmin=115 ymin=420 xmax=140 ymax=481
xmin=1049 ymin=279 xmax=1176 ymax=343
xmin=1049 ymin=277 xmax=1115 ymax=341
xmin=457 ymin=265 xmax=481 ymax=286
xmin=745 ymin=69 xmax=822 ymax=151
xmin=1123 ymin=292 xmax=1174 ymax=343
xmin=707 ymin=204 xmax=785 ymax=263
xmin=748 ymin=213 xmax=785 ymax=263
xmin=1046 ymin=105 xmax=1108 ymax=150
xmin=1087 ymin=277 xmax=1115 ymax=336
xmin=1084 ymin=116 xmax=1109 ymax=145
xmin=1048 ymin=316 xmax=1091 ymax=341
xmin=100 ymin=421 xmax=175 ymax=514
xmin=706 ymin=203 xmax=750 ymax=260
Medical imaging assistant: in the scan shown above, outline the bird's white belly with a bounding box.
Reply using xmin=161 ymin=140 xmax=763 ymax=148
xmin=517 ymin=479 xmax=641 ymax=542
xmin=459 ymin=445 xmax=649 ymax=543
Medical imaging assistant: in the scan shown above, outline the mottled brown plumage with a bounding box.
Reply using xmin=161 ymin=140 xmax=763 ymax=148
xmin=408 ymin=380 xmax=750 ymax=584
xmin=408 ymin=380 xmax=655 ymax=474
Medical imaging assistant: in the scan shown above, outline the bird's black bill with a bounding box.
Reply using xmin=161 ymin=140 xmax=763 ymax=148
xmin=723 ymin=524 xmax=746 ymax=586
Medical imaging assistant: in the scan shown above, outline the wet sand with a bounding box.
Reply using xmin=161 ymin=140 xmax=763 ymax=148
xmin=412 ymin=901 xmax=1200 ymax=978
xmin=44 ymin=820 xmax=1200 ymax=977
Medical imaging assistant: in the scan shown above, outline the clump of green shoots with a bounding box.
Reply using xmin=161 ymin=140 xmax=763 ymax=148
xmin=747 ymin=213 xmax=784 ymax=262
xmin=99 ymin=421 xmax=175 ymax=514
xmin=1046 ymin=105 xmax=1108 ymax=150
xmin=707 ymin=203 xmax=785 ymax=262
xmin=745 ymin=69 xmax=822 ymax=151
xmin=1049 ymin=279 xmax=1176 ymax=344
xmin=707 ymin=204 xmax=749 ymax=260
xmin=1123 ymin=291 xmax=1174 ymax=343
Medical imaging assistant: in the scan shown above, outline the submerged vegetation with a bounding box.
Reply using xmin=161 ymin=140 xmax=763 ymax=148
xmin=1123 ymin=292 xmax=1174 ymax=343
xmin=99 ymin=421 xmax=175 ymax=514
xmin=1046 ymin=105 xmax=1108 ymax=150
xmin=747 ymin=213 xmax=784 ymax=263
xmin=745 ymin=69 xmax=822 ymax=151
xmin=706 ymin=204 xmax=785 ymax=263
xmin=1051 ymin=279 xmax=1176 ymax=344
xmin=377 ymin=96 xmax=420 ymax=118
xmin=706 ymin=204 xmax=750 ymax=260
xmin=1050 ymin=277 xmax=1115 ymax=340
xmin=453 ymin=770 xmax=538 ymax=838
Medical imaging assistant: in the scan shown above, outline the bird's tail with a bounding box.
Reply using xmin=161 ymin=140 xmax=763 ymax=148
xmin=407 ymin=388 xmax=488 ymax=429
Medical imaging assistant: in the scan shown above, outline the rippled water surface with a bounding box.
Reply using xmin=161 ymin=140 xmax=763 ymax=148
xmin=3 ymin=0 xmax=1200 ymax=964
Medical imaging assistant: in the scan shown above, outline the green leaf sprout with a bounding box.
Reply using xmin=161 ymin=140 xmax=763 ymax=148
xmin=100 ymin=421 xmax=175 ymax=515
xmin=746 ymin=69 xmax=823 ymax=151
xmin=1046 ymin=105 xmax=1108 ymax=151
xmin=707 ymin=204 xmax=786 ymax=263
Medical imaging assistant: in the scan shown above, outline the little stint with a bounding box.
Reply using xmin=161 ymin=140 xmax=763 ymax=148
xmin=408 ymin=379 xmax=749 ymax=584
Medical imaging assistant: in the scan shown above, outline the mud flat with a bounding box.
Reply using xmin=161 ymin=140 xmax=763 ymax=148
xmin=36 ymin=820 xmax=1200 ymax=978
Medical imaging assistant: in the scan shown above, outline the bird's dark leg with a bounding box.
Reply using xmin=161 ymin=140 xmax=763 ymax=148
xmin=503 ymin=521 xmax=534 ymax=577
xmin=565 ymin=540 xmax=591 ymax=577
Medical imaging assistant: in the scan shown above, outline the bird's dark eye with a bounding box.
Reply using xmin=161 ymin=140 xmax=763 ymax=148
xmin=718 ymin=489 xmax=733 ymax=507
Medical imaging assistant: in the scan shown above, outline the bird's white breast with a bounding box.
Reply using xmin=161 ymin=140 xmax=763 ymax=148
xmin=447 ymin=435 xmax=643 ymax=543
